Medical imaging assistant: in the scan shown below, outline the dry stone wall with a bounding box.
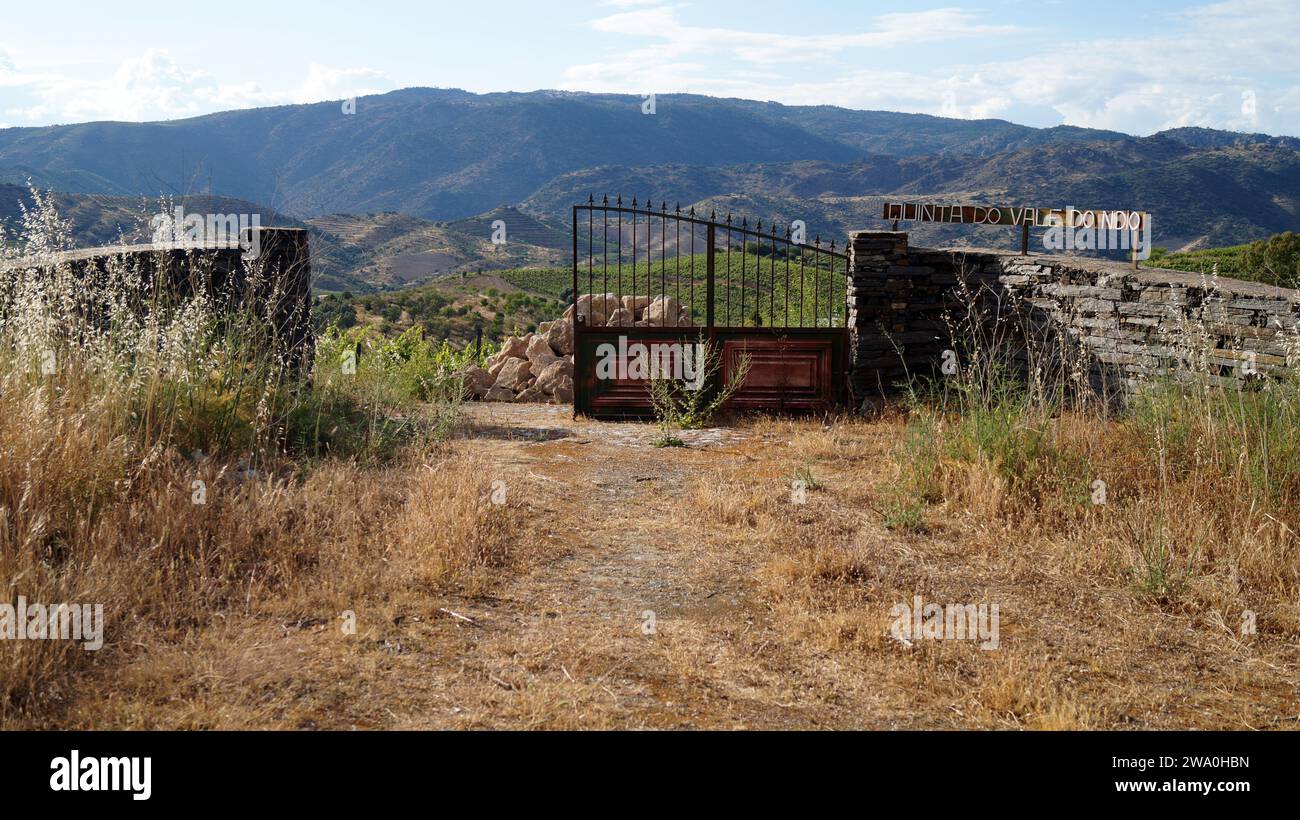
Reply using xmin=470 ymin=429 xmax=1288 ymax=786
xmin=1 ymin=228 xmax=314 ymax=372
xmin=848 ymin=231 xmax=1300 ymax=398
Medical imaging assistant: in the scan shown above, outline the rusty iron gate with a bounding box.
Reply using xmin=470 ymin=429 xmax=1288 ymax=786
xmin=572 ymin=196 xmax=850 ymax=418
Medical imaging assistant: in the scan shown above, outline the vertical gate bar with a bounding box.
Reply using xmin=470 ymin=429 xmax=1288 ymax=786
xmin=725 ymin=217 xmax=732 ymax=327
xmin=689 ymin=208 xmax=695 ymax=326
xmin=832 ymin=241 xmax=840 ymax=327
xmin=587 ymin=201 xmax=593 ymax=304
xmin=631 ymin=202 xmax=637 ymax=322
xmin=675 ymin=206 xmax=681 ymax=328
xmin=617 ymin=200 xmax=623 ymax=326
xmin=813 ymin=245 xmax=819 ymax=328
xmin=602 ymin=202 xmax=608 ymax=319
xmin=572 ymin=204 xmax=579 ymax=416
xmin=705 ymin=221 xmax=716 ymax=331
xmin=814 ymin=237 xmax=822 ymax=328
xmin=826 ymin=250 xmax=832 ymax=328
xmin=769 ymin=225 xmax=776 ymax=329
xmin=645 ymin=205 xmax=650 ymax=312
xmin=754 ymin=222 xmax=761 ymax=326
xmin=571 ymin=205 xmax=579 ymax=311
xmin=646 ymin=202 xmax=651 ymax=313
xmin=827 ymin=242 xmax=834 ymax=327
xmin=661 ymin=204 xmax=667 ymax=323
xmin=740 ymin=220 xmax=747 ymax=327
xmin=784 ymin=226 xmax=791 ymax=329
xmin=799 ymin=242 xmax=806 ymax=328
xmin=842 ymin=254 xmax=849 ymax=328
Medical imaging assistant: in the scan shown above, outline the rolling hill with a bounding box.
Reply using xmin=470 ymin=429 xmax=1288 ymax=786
xmin=2 ymin=87 xmax=1298 ymax=289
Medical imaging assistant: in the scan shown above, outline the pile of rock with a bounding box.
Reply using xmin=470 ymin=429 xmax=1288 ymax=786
xmin=572 ymin=293 xmax=696 ymax=329
xmin=460 ymin=320 xmax=574 ymax=404
xmin=459 ymin=293 xmax=695 ymax=404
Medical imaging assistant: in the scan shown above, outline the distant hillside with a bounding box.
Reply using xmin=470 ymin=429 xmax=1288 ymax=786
xmin=3 ymin=88 xmax=1298 ymax=289
xmin=522 ymin=137 xmax=1300 ymax=251
xmin=0 ymin=183 xmax=569 ymax=293
xmin=0 ymin=87 xmax=1157 ymax=222
xmin=0 ymin=183 xmax=378 ymax=291
xmin=305 ymin=205 xmax=568 ymax=290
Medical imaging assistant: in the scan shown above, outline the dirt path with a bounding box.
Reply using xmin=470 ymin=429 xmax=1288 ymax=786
xmin=386 ymin=403 xmax=905 ymax=729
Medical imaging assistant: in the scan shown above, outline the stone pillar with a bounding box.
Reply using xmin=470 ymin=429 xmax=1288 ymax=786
xmin=847 ymin=231 xmax=910 ymax=399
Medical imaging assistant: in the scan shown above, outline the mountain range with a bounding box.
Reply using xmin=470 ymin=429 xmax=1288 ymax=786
xmin=2 ymin=88 xmax=1298 ymax=290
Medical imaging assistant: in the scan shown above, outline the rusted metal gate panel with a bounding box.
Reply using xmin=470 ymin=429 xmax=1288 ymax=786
xmin=572 ymin=197 xmax=849 ymax=418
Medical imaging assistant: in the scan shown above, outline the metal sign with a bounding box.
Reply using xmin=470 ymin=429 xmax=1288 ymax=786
xmin=883 ymin=202 xmax=1146 ymax=230
xmin=882 ymin=201 xmax=1151 ymax=267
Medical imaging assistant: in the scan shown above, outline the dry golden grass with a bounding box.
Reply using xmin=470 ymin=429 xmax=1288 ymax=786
xmin=0 ymin=374 xmax=520 ymax=728
xmin=7 ymin=390 xmax=1295 ymax=729
xmin=684 ymin=406 xmax=1300 ymax=730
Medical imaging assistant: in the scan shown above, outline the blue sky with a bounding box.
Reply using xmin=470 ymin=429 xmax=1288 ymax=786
xmin=1 ymin=0 xmax=1296 ymax=136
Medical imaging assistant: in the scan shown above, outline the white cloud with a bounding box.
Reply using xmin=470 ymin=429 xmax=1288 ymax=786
xmin=0 ymin=49 xmax=392 ymax=125
xmin=581 ymin=6 xmax=1020 ymax=68
xmin=564 ymin=0 xmax=1300 ymax=136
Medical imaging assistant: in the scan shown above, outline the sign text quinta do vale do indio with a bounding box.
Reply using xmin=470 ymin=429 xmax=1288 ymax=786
xmin=882 ymin=201 xmax=1151 ymax=266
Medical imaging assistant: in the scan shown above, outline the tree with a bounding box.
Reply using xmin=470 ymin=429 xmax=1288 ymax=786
xmin=1242 ymin=232 xmax=1300 ymax=289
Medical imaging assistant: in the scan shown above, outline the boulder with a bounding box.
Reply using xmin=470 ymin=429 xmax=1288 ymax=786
xmin=551 ymin=375 xmax=574 ymax=404
xmin=535 ymin=359 xmax=575 ymax=395
xmin=525 ymin=334 xmax=561 ymax=370
xmin=490 ymin=336 xmax=527 ymax=366
xmin=460 ymin=366 xmax=495 ymax=398
xmin=622 ymin=295 xmax=651 ymax=314
xmin=605 ymin=307 xmax=635 ymax=327
xmin=577 ymin=293 xmax=619 ymax=326
xmin=543 ymin=315 xmax=574 ymax=356
xmin=492 ymin=358 xmax=532 ymax=391
xmin=515 ymin=385 xmax=546 ymax=403
xmin=642 ymin=295 xmax=683 ymax=326
xmin=488 ymin=359 xmax=507 ymax=378
xmin=483 ymin=385 xmax=515 ymax=402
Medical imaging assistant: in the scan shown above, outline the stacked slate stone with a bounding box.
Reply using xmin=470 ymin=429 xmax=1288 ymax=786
xmin=847 ymin=230 xmax=1300 ymax=399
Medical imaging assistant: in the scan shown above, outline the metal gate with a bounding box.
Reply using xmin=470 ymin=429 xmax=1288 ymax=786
xmin=572 ymin=196 xmax=849 ymax=418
